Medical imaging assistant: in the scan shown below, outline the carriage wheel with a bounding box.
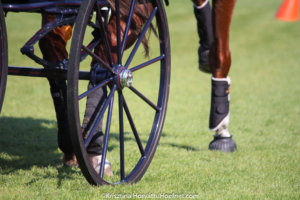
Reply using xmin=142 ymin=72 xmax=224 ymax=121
xmin=0 ymin=2 xmax=8 ymax=113
xmin=68 ymin=0 xmax=170 ymax=185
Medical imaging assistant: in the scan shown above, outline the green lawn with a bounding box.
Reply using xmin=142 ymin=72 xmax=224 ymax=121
xmin=1 ymin=0 xmax=300 ymax=199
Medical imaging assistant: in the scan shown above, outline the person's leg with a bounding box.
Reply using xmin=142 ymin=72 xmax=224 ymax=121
xmin=208 ymin=0 xmax=237 ymax=152
xmin=192 ymin=0 xmax=213 ymax=73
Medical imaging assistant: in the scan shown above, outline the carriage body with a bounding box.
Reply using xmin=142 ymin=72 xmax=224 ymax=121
xmin=0 ymin=0 xmax=170 ymax=185
xmin=2 ymin=0 xmax=108 ymax=14
xmin=3 ymin=0 xmax=82 ymax=13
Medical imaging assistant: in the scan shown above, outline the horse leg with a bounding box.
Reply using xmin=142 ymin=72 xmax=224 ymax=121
xmin=84 ymin=1 xmax=153 ymax=146
xmin=208 ymin=0 xmax=237 ymax=152
xmin=39 ymin=14 xmax=108 ymax=169
xmin=90 ymin=2 xmax=153 ymax=136
xmin=85 ymin=1 xmax=153 ymax=174
xmin=192 ymin=0 xmax=213 ymax=73
xmin=39 ymin=14 xmax=78 ymax=165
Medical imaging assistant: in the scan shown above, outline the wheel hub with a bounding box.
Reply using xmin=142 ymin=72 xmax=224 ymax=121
xmin=117 ymin=67 xmax=133 ymax=88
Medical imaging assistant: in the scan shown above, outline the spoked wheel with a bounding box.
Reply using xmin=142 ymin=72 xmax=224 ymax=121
xmin=0 ymin=2 xmax=8 ymax=113
xmin=68 ymin=0 xmax=170 ymax=185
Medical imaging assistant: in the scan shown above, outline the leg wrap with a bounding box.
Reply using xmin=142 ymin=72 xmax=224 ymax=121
xmin=49 ymin=79 xmax=74 ymax=154
xmin=193 ymin=0 xmax=213 ymax=73
xmin=209 ymin=76 xmax=231 ymax=137
xmin=208 ymin=76 xmax=237 ymax=152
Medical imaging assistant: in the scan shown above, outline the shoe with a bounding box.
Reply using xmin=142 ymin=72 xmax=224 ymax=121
xmin=88 ymin=154 xmax=114 ymax=177
xmin=62 ymin=153 xmax=78 ymax=167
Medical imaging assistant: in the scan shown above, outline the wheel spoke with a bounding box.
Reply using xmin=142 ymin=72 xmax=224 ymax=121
xmin=129 ymin=86 xmax=160 ymax=112
xmin=80 ymin=38 xmax=99 ymax=61
xmin=81 ymin=45 xmax=113 ymax=74
xmin=130 ymin=54 xmax=165 ymax=72
xmin=120 ymin=0 xmax=136 ymax=57
xmin=100 ymin=94 xmax=114 ymax=178
xmin=84 ymin=85 xmax=116 ymax=148
xmin=124 ymin=7 xmax=157 ymax=69
xmin=116 ymin=0 xmax=121 ymax=65
xmin=118 ymin=91 xmax=125 ymax=180
xmin=95 ymin=3 xmax=113 ymax=66
xmin=78 ymin=77 xmax=113 ymax=100
xmin=122 ymin=95 xmax=145 ymax=157
xmin=81 ymin=89 xmax=106 ymax=144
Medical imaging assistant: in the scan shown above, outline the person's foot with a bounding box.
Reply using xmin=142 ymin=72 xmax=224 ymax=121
xmin=89 ymin=154 xmax=114 ymax=177
xmin=62 ymin=153 xmax=78 ymax=167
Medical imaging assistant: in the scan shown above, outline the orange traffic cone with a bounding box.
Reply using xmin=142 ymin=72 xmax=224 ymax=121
xmin=276 ymin=0 xmax=299 ymax=21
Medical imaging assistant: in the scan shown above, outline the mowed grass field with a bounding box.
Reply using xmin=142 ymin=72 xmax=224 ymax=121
xmin=1 ymin=0 xmax=300 ymax=199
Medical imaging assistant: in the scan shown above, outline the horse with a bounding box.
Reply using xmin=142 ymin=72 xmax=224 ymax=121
xmin=107 ymin=0 xmax=238 ymax=152
xmin=74 ymin=0 xmax=238 ymax=152
xmin=0 ymin=0 xmax=236 ymax=184
xmin=39 ymin=0 xmax=236 ymax=171
xmin=104 ymin=0 xmax=238 ymax=152
xmin=38 ymin=0 xmax=155 ymax=173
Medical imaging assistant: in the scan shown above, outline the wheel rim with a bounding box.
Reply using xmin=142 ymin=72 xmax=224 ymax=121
xmin=0 ymin=2 xmax=8 ymax=113
xmin=68 ymin=0 xmax=170 ymax=185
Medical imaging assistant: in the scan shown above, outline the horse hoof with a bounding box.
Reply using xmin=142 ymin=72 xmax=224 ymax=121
xmin=209 ymin=135 xmax=237 ymax=152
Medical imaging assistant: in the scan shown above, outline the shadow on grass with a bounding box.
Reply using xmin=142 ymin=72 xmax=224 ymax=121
xmin=0 ymin=116 xmax=79 ymax=186
xmin=109 ymin=131 xmax=201 ymax=152
xmin=108 ymin=130 xmax=169 ymax=151
xmin=0 ymin=116 xmax=201 ymax=187
xmin=160 ymin=142 xmax=201 ymax=152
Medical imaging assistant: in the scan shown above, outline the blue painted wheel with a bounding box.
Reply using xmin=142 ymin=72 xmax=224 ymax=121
xmin=68 ymin=0 xmax=170 ymax=185
xmin=0 ymin=2 xmax=8 ymax=113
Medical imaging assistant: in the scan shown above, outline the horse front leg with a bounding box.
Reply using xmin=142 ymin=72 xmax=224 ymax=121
xmin=208 ymin=0 xmax=237 ymax=152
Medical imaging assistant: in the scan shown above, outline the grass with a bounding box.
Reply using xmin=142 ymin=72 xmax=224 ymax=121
xmin=1 ymin=0 xmax=300 ymax=199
